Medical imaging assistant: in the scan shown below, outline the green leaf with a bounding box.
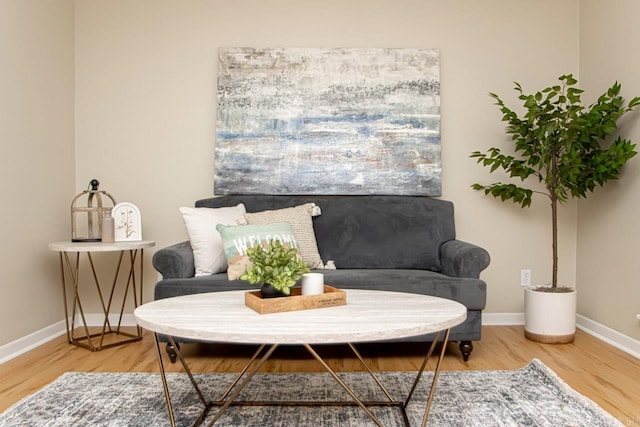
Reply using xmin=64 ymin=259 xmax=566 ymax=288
xmin=473 ymin=73 xmax=639 ymax=285
xmin=240 ymin=240 xmax=310 ymax=289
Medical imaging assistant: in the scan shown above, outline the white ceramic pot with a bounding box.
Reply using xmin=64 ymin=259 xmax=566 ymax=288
xmin=524 ymin=287 xmax=576 ymax=343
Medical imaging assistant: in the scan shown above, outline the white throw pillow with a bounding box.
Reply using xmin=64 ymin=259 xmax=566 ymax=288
xmin=179 ymin=204 xmax=246 ymax=276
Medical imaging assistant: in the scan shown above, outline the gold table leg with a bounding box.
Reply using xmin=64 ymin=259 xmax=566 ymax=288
xmin=58 ymin=249 xmax=144 ymax=351
xmin=401 ymin=329 xmax=451 ymax=426
xmin=154 ymin=329 xmax=452 ymax=427
xmin=154 ymin=333 xmax=177 ymax=427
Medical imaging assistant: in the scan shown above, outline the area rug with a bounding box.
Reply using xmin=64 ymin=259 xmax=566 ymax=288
xmin=1 ymin=359 xmax=621 ymax=426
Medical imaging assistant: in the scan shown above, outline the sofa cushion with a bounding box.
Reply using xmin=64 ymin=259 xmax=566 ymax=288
xmin=238 ymin=203 xmax=325 ymax=269
xmin=179 ymin=204 xmax=246 ymax=276
xmin=217 ymin=222 xmax=300 ymax=280
xmin=313 ymin=197 xmax=452 ymax=270
xmin=154 ymin=268 xmax=486 ymax=311
xmin=319 ymin=269 xmax=486 ymax=310
xmin=196 ymin=195 xmax=456 ymax=271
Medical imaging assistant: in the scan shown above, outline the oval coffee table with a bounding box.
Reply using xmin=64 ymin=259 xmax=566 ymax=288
xmin=135 ymin=289 xmax=466 ymax=427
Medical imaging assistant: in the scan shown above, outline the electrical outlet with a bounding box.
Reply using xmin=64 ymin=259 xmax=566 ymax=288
xmin=521 ymin=269 xmax=531 ymax=287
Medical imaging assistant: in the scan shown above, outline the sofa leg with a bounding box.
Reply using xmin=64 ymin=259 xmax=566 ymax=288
xmin=459 ymin=341 xmax=473 ymax=361
xmin=165 ymin=342 xmax=180 ymax=363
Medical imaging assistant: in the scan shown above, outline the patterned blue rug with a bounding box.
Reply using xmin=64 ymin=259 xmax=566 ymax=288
xmin=0 ymin=359 xmax=622 ymax=426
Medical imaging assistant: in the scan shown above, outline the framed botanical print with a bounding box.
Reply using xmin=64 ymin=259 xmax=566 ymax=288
xmin=112 ymin=202 xmax=142 ymax=242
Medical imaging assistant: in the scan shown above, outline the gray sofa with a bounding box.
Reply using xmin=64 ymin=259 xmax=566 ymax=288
xmin=153 ymin=195 xmax=490 ymax=361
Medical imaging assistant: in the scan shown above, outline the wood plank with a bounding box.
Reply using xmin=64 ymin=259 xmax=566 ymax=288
xmin=0 ymin=326 xmax=638 ymax=424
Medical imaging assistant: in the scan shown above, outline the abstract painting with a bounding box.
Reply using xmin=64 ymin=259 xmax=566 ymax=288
xmin=215 ymin=47 xmax=441 ymax=195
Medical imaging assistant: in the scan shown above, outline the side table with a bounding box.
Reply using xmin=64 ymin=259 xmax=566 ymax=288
xmin=49 ymin=240 xmax=155 ymax=351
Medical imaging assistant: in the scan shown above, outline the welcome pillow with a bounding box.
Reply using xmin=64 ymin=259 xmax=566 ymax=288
xmin=237 ymin=203 xmax=324 ymax=269
xmin=216 ymin=222 xmax=300 ymax=280
xmin=180 ymin=204 xmax=246 ymax=276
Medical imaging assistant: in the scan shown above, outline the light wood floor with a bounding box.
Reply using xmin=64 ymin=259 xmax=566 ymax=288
xmin=1 ymin=326 xmax=639 ymax=425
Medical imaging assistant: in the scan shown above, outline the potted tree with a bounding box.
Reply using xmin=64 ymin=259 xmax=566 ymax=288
xmin=241 ymin=240 xmax=310 ymax=298
xmin=471 ymin=74 xmax=639 ymax=343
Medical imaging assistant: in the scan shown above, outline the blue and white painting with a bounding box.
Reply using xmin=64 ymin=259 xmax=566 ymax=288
xmin=215 ymin=47 xmax=441 ymax=195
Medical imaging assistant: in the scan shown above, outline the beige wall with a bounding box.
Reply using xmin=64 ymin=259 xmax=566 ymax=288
xmin=577 ymin=0 xmax=640 ymax=340
xmin=2 ymin=0 xmax=587 ymax=347
xmin=74 ymin=0 xmax=579 ymax=316
xmin=0 ymin=0 xmax=75 ymax=344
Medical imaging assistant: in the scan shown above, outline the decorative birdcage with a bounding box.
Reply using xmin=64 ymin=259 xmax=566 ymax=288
xmin=71 ymin=179 xmax=117 ymax=242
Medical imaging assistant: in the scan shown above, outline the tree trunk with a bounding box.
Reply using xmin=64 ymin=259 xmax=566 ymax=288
xmin=551 ymin=194 xmax=558 ymax=288
xmin=550 ymin=152 xmax=559 ymax=289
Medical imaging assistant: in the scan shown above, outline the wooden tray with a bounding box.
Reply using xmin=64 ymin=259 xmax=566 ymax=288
xmin=245 ymin=285 xmax=346 ymax=314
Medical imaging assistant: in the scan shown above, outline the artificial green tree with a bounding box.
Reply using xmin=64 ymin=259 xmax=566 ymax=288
xmin=471 ymin=74 xmax=639 ymax=290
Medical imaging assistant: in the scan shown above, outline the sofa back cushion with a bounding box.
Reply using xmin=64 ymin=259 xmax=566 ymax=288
xmin=196 ymin=195 xmax=455 ymax=271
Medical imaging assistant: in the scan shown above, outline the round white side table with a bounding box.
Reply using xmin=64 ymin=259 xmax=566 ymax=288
xmin=49 ymin=240 xmax=155 ymax=351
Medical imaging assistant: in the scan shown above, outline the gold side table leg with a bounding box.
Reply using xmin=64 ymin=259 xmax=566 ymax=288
xmin=88 ymin=251 xmax=114 ymax=330
xmin=89 ymin=251 xmax=118 ymax=349
xmin=95 ymin=249 xmax=144 ymax=349
xmin=58 ymin=249 xmax=144 ymax=351
xmin=101 ymin=250 xmax=124 ymax=334
xmin=125 ymin=249 xmax=144 ymax=339
xmin=117 ymin=249 xmax=144 ymax=338
xmin=58 ymin=253 xmax=71 ymax=344
xmin=60 ymin=251 xmax=96 ymax=351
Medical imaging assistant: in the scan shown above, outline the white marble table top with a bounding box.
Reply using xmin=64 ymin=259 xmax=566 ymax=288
xmin=134 ymin=290 xmax=466 ymax=345
xmin=48 ymin=240 xmax=155 ymax=252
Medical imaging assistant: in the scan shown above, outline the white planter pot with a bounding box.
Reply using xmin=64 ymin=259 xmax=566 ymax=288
xmin=524 ymin=287 xmax=576 ymax=343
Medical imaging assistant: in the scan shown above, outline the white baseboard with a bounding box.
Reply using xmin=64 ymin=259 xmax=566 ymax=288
xmin=0 ymin=320 xmax=67 ymax=365
xmin=2 ymin=312 xmax=638 ymax=364
xmin=80 ymin=313 xmax=138 ymax=328
xmin=483 ymin=312 xmax=524 ymax=325
xmin=576 ymin=314 xmax=640 ymax=359
xmin=484 ymin=312 xmax=640 ymax=359
xmin=0 ymin=314 xmax=138 ymax=365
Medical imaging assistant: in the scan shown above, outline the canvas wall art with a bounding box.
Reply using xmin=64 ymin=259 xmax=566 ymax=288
xmin=215 ymin=47 xmax=441 ymax=195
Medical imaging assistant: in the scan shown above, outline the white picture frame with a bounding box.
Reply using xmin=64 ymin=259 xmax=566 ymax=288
xmin=112 ymin=202 xmax=142 ymax=241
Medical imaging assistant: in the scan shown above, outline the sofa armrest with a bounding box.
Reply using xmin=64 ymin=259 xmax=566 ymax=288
xmin=152 ymin=240 xmax=195 ymax=279
xmin=440 ymin=240 xmax=490 ymax=279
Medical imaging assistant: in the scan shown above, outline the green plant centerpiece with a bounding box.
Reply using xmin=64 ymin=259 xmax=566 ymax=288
xmin=471 ymin=74 xmax=639 ymax=292
xmin=240 ymin=240 xmax=310 ymax=297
